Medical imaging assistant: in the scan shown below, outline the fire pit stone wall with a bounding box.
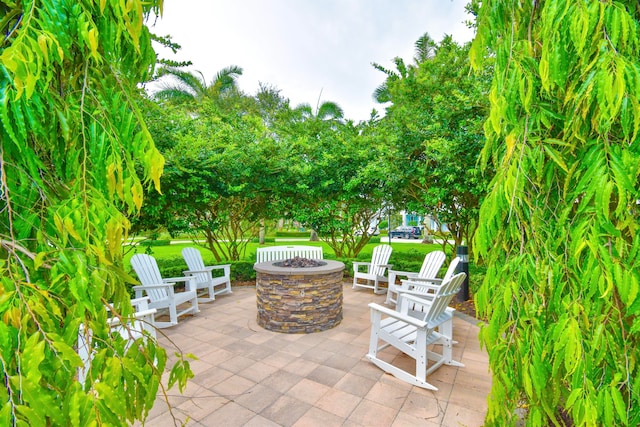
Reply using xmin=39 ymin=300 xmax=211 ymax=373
xmin=254 ymin=259 xmax=345 ymax=333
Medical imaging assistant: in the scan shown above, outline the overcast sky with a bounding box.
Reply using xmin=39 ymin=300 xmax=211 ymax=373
xmin=149 ymin=1 xmax=476 ymax=122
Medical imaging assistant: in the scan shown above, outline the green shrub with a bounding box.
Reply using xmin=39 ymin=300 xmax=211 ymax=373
xmin=274 ymin=231 xmax=310 ymax=238
xmin=249 ymin=237 xmax=276 ymax=243
xmin=140 ymin=239 xmax=171 ymax=247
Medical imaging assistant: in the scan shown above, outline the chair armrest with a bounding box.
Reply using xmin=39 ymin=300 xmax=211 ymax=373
xmin=133 ymin=284 xmax=175 ymax=290
xmin=130 ymin=297 xmax=151 ymax=306
xmin=388 ymin=269 xmax=417 ymax=277
xmin=184 ymin=264 xmax=230 ymax=275
xmin=162 ymin=276 xmax=195 ymax=283
xmin=401 ymin=279 xmax=441 ymax=291
xmin=406 ymin=276 xmax=443 ymax=284
xmin=368 ymin=302 xmax=427 ymax=328
xmin=352 ymin=262 xmax=371 ymax=267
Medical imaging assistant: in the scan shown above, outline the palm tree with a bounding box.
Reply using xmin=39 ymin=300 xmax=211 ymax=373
xmin=371 ymin=32 xmax=436 ymax=103
xmin=153 ymin=65 xmax=244 ymax=103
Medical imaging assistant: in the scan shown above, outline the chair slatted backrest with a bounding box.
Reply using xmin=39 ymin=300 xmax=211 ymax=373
xmin=130 ymin=254 xmax=168 ymax=302
xmin=442 ymin=257 xmax=461 ymax=282
xmin=256 ymin=246 xmax=323 ymax=263
xmin=369 ymin=244 xmax=393 ymax=277
xmin=421 ymin=272 xmax=466 ymax=328
xmin=418 ymin=251 xmax=446 ymax=278
xmin=182 ymin=247 xmax=209 ymax=284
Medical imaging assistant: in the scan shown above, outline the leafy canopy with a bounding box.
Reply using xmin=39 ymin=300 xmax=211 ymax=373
xmin=0 ymin=0 xmax=192 ymax=424
xmin=472 ymin=0 xmax=640 ymax=425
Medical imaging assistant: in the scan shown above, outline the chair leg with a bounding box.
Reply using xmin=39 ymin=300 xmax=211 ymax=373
xmin=168 ymin=303 xmax=179 ymax=326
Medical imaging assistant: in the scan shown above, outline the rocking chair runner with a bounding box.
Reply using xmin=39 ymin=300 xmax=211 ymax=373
xmin=130 ymin=254 xmax=199 ymax=328
xmin=367 ymin=272 xmax=466 ymax=390
xmin=182 ymin=247 xmax=232 ymax=302
xmin=352 ymin=244 xmax=393 ymax=294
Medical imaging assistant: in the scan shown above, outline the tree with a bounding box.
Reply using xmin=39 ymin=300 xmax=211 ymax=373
xmin=472 ymin=0 xmax=640 ymax=425
xmin=0 ymin=0 xmax=191 ymax=424
xmin=139 ymin=97 xmax=281 ymax=261
xmin=375 ymin=34 xmax=492 ymax=254
xmin=154 ymin=65 xmax=244 ymax=103
xmin=287 ymin=118 xmax=397 ymax=258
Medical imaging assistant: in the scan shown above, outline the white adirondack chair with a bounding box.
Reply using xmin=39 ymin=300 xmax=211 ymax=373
xmin=397 ymin=256 xmax=461 ymax=303
xmin=386 ymin=251 xmax=446 ymax=304
xmin=367 ymin=272 xmax=466 ymax=390
xmin=78 ymin=297 xmax=156 ymax=385
xmin=182 ymin=247 xmax=232 ymax=302
xmin=130 ymin=254 xmax=199 ymax=328
xmin=352 ymin=244 xmax=393 ymax=294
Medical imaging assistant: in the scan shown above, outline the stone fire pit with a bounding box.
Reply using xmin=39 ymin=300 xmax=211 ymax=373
xmin=254 ymin=258 xmax=345 ymax=333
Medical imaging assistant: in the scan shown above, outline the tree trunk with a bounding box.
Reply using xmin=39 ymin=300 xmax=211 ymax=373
xmin=259 ymin=219 xmax=265 ymax=244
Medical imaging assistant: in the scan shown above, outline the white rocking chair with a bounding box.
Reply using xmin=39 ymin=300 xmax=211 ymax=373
xmin=386 ymin=250 xmax=446 ymax=305
xmin=78 ymin=297 xmax=156 ymax=385
xmin=396 ymin=256 xmax=461 ymax=304
xmin=130 ymin=254 xmax=199 ymax=328
xmin=352 ymin=244 xmax=393 ymax=294
xmin=182 ymin=247 xmax=232 ymax=302
xmin=367 ymin=272 xmax=466 ymax=390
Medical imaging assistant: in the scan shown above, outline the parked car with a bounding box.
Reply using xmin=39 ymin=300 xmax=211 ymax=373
xmin=389 ymin=226 xmax=422 ymax=239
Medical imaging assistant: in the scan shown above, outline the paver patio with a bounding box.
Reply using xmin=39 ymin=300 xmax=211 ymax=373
xmin=141 ymin=284 xmax=491 ymax=426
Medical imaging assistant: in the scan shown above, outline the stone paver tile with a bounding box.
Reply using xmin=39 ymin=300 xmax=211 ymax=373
xmin=243 ymin=331 xmax=275 ymax=345
xmin=143 ymin=408 xmax=195 ymax=427
xmin=223 ymin=339 xmax=255 ymax=355
xmin=348 ymin=399 xmax=397 ymax=427
xmin=281 ymin=356 xmax=320 ymax=377
xmin=334 ymin=372 xmax=377 ymax=397
xmin=392 ymin=410 xmax=440 ymax=426
xmin=237 ymin=360 xmax=279 ymax=383
xmin=211 ymin=374 xmax=256 ymax=400
xmin=260 ymin=370 xmax=304 ymax=394
xmin=365 ymin=380 xmax=411 ymax=410
xmin=199 ymin=348 xmax=235 ymax=365
xmin=176 ymin=393 xmax=228 ymax=422
xmin=191 ymin=366 xmax=234 ymax=389
xmin=261 ymin=350 xmax=298 ymax=369
xmin=426 ymin=363 xmax=459 ymax=385
xmin=349 ymin=360 xmax=385 ymax=381
xmin=315 ymin=388 xmax=362 ymax=418
xmin=217 ymin=354 xmax=255 ymax=374
xmin=306 ymin=365 xmax=347 ymax=387
xmin=234 ymin=383 xmax=283 ymax=413
xmin=286 ymin=378 xmax=331 ymax=405
xmin=448 ymin=382 xmax=489 ymax=413
xmin=260 ymin=394 xmax=311 ymax=426
xmin=244 ymin=414 xmax=282 ymax=427
xmin=201 ymin=401 xmax=256 ymax=427
xmin=292 ymin=407 xmax=345 ymax=427
xmin=400 ymin=389 xmax=446 ymax=424
xmin=300 ymin=347 xmax=334 ymax=363
xmin=323 ymin=353 xmax=360 ymax=372
xmin=441 ymin=402 xmax=486 ymax=427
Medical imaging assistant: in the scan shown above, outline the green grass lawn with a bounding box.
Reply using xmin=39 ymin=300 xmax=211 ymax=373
xmin=123 ymin=240 xmax=484 ymax=295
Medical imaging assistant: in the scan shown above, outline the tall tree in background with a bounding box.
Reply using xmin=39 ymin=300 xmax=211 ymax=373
xmin=472 ymin=1 xmax=640 ymax=425
xmin=375 ymin=33 xmax=491 ymax=254
xmin=0 ymin=0 xmax=191 ymax=424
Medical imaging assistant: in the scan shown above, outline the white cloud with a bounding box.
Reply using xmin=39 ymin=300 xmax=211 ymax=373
xmin=149 ymin=0 xmax=475 ymax=122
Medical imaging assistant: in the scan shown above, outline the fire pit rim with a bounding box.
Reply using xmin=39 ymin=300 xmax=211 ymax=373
xmin=254 ymin=259 xmax=345 ymax=276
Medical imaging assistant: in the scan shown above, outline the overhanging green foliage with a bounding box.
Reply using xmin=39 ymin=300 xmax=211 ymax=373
xmin=0 ymin=1 xmax=192 ymax=424
xmin=472 ymin=1 xmax=640 ymax=425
